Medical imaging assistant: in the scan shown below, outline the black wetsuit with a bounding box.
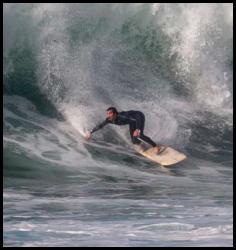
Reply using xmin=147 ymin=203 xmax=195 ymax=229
xmin=90 ymin=110 xmax=157 ymax=147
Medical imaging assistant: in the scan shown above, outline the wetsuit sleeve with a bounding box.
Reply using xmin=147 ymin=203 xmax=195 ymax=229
xmin=90 ymin=119 xmax=109 ymax=134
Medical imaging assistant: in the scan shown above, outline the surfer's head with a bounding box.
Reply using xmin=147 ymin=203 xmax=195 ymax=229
xmin=106 ymin=107 xmax=118 ymax=121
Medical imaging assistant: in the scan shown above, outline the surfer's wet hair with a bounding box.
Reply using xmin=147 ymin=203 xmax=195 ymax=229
xmin=106 ymin=107 xmax=118 ymax=114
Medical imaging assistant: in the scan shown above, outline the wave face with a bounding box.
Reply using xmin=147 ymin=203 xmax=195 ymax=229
xmin=3 ymin=3 xmax=233 ymax=247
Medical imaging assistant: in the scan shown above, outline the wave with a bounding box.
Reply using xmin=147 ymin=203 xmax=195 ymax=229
xmin=3 ymin=3 xmax=233 ymax=167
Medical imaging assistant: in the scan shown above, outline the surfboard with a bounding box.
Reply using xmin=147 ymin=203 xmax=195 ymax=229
xmin=134 ymin=144 xmax=187 ymax=166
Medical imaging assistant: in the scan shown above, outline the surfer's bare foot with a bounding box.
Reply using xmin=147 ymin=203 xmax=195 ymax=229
xmin=154 ymin=146 xmax=161 ymax=154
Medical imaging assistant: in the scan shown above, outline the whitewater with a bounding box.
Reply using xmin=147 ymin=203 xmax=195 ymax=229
xmin=3 ymin=3 xmax=233 ymax=247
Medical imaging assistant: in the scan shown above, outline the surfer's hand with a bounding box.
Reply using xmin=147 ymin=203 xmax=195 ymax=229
xmin=85 ymin=132 xmax=92 ymax=140
xmin=133 ymin=129 xmax=140 ymax=137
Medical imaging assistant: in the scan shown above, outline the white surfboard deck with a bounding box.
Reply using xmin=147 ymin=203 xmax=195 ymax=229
xmin=134 ymin=144 xmax=187 ymax=166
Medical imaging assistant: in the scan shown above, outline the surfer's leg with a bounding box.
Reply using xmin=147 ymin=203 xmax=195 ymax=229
xmin=139 ymin=132 xmax=162 ymax=153
xmin=139 ymin=133 xmax=157 ymax=147
xmin=138 ymin=114 xmax=158 ymax=147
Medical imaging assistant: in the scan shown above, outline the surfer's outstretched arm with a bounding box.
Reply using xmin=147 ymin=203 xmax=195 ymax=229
xmin=90 ymin=119 xmax=109 ymax=134
xmin=85 ymin=119 xmax=109 ymax=139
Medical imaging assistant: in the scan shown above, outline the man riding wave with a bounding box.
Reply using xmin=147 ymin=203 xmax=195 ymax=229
xmin=85 ymin=107 xmax=161 ymax=153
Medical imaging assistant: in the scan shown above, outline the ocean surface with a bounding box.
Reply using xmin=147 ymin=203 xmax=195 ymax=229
xmin=3 ymin=3 xmax=233 ymax=247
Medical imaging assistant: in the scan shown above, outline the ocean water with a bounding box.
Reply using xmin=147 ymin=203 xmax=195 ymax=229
xmin=3 ymin=3 xmax=233 ymax=247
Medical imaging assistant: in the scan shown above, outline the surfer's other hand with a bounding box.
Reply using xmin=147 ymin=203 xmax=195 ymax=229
xmin=85 ymin=132 xmax=92 ymax=140
xmin=133 ymin=129 xmax=140 ymax=137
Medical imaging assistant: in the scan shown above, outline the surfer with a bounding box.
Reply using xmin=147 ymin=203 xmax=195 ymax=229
xmin=85 ymin=107 xmax=161 ymax=153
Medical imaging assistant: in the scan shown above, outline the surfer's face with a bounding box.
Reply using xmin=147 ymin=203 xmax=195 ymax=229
xmin=106 ymin=110 xmax=117 ymax=121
